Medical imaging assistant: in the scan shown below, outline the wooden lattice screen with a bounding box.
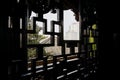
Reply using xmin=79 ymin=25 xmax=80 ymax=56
xmin=8 ymin=0 xmax=97 ymax=80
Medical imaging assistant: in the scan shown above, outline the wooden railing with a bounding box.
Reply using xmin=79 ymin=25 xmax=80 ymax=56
xmin=8 ymin=53 xmax=97 ymax=80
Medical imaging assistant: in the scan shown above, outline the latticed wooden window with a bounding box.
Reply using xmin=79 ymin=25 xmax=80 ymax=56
xmin=8 ymin=0 xmax=97 ymax=80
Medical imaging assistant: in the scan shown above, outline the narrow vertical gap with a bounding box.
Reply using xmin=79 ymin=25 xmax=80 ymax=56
xmin=8 ymin=16 xmax=11 ymax=28
xmin=20 ymin=33 xmax=22 ymax=48
xmin=20 ymin=18 xmax=22 ymax=29
xmin=8 ymin=16 xmax=13 ymax=28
